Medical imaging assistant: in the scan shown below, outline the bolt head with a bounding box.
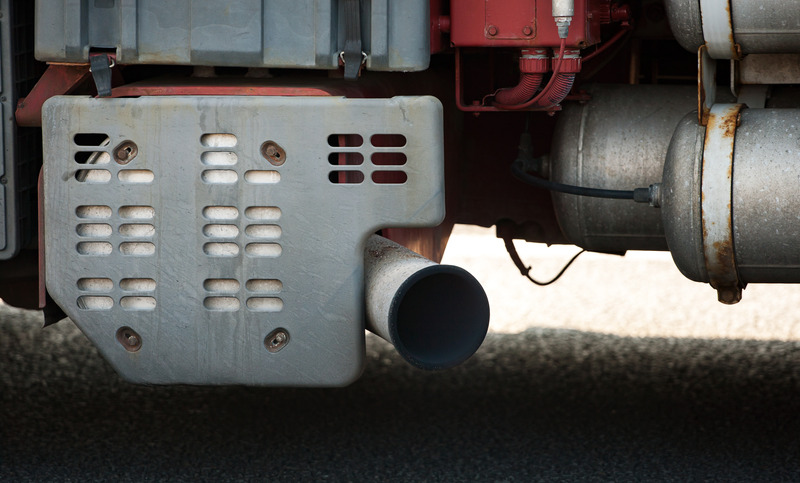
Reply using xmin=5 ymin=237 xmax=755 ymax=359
xmin=487 ymin=25 xmax=498 ymax=36
xmin=522 ymin=26 xmax=533 ymax=36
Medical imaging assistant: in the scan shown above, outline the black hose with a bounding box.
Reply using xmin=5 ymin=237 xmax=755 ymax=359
xmin=511 ymin=161 xmax=654 ymax=203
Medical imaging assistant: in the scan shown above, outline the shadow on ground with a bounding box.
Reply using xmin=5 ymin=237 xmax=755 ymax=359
xmin=2 ymin=308 xmax=799 ymax=482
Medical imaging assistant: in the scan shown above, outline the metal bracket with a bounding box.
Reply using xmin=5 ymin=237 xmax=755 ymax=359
xmin=698 ymin=45 xmax=716 ymax=125
xmin=701 ymin=103 xmax=744 ymax=304
xmin=698 ymin=0 xmax=740 ymax=60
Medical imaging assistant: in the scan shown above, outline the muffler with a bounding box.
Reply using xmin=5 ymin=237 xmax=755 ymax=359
xmin=364 ymin=235 xmax=490 ymax=370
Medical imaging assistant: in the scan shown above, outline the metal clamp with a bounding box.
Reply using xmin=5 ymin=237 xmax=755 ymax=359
xmin=701 ymin=103 xmax=744 ymax=304
xmin=698 ymin=0 xmax=740 ymax=60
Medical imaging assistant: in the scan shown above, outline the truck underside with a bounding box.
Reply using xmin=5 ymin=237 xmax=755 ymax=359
xmin=1 ymin=0 xmax=798 ymax=385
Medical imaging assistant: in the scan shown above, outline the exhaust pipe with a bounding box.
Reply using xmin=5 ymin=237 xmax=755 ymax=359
xmin=364 ymin=235 xmax=490 ymax=370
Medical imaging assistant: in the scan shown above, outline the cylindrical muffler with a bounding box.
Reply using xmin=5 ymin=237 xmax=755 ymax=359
xmin=550 ymin=84 xmax=696 ymax=252
xmin=665 ymin=0 xmax=800 ymax=56
xmin=364 ymin=235 xmax=490 ymax=370
xmin=661 ymin=107 xmax=800 ymax=303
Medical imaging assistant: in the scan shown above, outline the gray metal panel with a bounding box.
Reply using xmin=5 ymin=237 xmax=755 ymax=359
xmin=43 ymin=95 xmax=444 ymax=386
xmin=35 ymin=0 xmax=429 ymax=72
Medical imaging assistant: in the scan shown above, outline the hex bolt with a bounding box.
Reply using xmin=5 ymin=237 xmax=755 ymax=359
xmin=265 ymin=328 xmax=290 ymax=353
xmin=116 ymin=326 xmax=142 ymax=352
xmin=113 ymin=141 xmax=138 ymax=165
xmin=487 ymin=25 xmax=498 ymax=36
xmin=522 ymin=26 xmax=533 ymax=36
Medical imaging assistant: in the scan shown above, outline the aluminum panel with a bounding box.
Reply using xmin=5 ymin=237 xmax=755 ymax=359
xmin=43 ymin=95 xmax=444 ymax=386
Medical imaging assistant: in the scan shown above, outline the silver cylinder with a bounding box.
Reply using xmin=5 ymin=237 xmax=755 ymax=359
xmin=363 ymin=235 xmax=490 ymax=370
xmin=665 ymin=0 xmax=800 ymax=55
xmin=550 ymin=84 xmax=696 ymax=252
xmin=662 ymin=109 xmax=800 ymax=289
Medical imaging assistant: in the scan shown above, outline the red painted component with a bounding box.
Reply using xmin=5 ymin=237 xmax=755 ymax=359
xmin=429 ymin=0 xmax=449 ymax=54
xmin=451 ymin=0 xmax=603 ymax=48
xmin=494 ymin=74 xmax=543 ymax=105
xmin=455 ymin=49 xmax=563 ymax=113
xmin=15 ymin=64 xmax=92 ymax=127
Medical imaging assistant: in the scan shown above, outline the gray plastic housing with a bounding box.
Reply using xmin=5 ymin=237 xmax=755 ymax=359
xmin=35 ymin=0 xmax=430 ymax=72
xmin=0 ymin=0 xmax=40 ymax=259
xmin=43 ymin=95 xmax=445 ymax=386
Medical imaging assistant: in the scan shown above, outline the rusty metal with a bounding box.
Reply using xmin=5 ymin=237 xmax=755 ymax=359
xmin=697 ymin=45 xmax=717 ymax=125
xmin=15 ymin=64 xmax=92 ymax=127
xmin=264 ymin=328 xmax=290 ymax=353
xmin=260 ymin=141 xmax=286 ymax=166
xmin=116 ymin=327 xmax=142 ymax=352
xmin=113 ymin=141 xmax=138 ymax=165
xmin=700 ymin=103 xmax=744 ymax=304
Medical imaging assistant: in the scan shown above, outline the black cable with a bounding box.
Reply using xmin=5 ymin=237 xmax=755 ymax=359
xmin=502 ymin=235 xmax=585 ymax=286
xmin=512 ymin=161 xmax=634 ymax=199
xmin=511 ymin=161 xmax=653 ymax=203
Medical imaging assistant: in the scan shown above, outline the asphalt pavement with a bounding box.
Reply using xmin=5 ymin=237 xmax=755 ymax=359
xmin=2 ymin=226 xmax=799 ymax=481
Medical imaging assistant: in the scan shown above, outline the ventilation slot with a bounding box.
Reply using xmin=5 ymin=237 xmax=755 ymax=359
xmin=76 ymin=223 xmax=112 ymax=237
xmin=246 ymin=297 xmax=284 ymax=312
xmin=372 ymin=171 xmax=408 ymax=184
xmin=328 ymin=152 xmax=364 ymax=165
xmin=77 ymin=242 xmax=112 ymax=256
xmin=246 ymin=279 xmax=283 ymax=293
xmin=329 ymin=171 xmax=364 ymax=184
xmin=74 ymin=133 xmax=110 ymax=146
xmin=75 ymin=169 xmax=111 ymax=183
xmin=120 ymin=278 xmax=157 ymax=292
xmin=327 ymin=134 xmax=363 ymax=147
xmin=201 ymin=133 xmax=238 ymax=148
xmin=203 ymin=224 xmax=240 ymax=238
xmin=245 ymin=206 xmax=281 ymax=221
xmin=371 ymin=152 xmax=407 ymax=166
xmin=204 ymin=297 xmax=240 ymax=311
xmin=74 ymin=151 xmax=110 ymax=164
xmin=119 ymin=206 xmax=155 ymax=220
xmin=202 ymin=169 xmax=238 ymax=184
xmin=120 ymin=242 xmax=156 ymax=256
xmin=77 ymin=296 xmax=113 ymax=310
xmin=245 ymin=243 xmax=282 ymax=257
xmin=245 ymin=224 xmax=281 ymax=239
xmin=118 ymin=170 xmax=154 ymax=184
xmin=204 ymin=279 xmax=241 ymax=293
xmin=371 ymin=134 xmax=406 ymax=147
xmin=120 ymin=296 xmax=157 ymax=311
xmin=201 ymin=152 xmax=238 ymax=166
xmin=244 ymin=170 xmax=280 ymax=184
xmin=77 ymin=278 xmax=113 ymax=292
xmin=76 ymin=205 xmax=112 ymax=219
xmin=204 ymin=206 xmax=239 ymax=220
xmin=204 ymin=242 xmax=240 ymax=257
xmin=119 ymin=224 xmax=155 ymax=238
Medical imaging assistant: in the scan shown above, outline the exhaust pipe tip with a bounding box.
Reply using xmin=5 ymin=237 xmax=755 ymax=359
xmin=388 ymin=265 xmax=490 ymax=370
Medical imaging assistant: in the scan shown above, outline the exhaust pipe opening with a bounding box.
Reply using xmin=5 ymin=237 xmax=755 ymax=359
xmin=391 ymin=266 xmax=490 ymax=370
xmin=365 ymin=235 xmax=490 ymax=370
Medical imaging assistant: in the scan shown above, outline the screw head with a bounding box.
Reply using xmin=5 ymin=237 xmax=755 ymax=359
xmin=116 ymin=327 xmax=142 ymax=352
xmin=113 ymin=141 xmax=138 ymax=164
xmin=487 ymin=25 xmax=498 ymax=36
xmin=265 ymin=328 xmax=290 ymax=353
xmin=260 ymin=141 xmax=286 ymax=166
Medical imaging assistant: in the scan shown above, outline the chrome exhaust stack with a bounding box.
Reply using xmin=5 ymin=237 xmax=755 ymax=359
xmin=364 ymin=235 xmax=490 ymax=370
